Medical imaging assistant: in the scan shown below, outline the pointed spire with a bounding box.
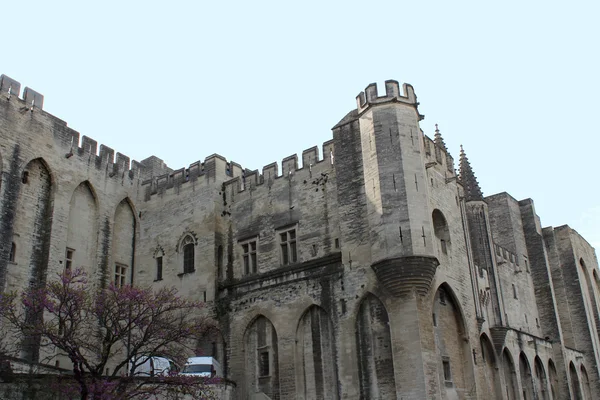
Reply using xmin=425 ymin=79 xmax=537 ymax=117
xmin=434 ymin=123 xmax=447 ymax=150
xmin=459 ymin=145 xmax=484 ymax=201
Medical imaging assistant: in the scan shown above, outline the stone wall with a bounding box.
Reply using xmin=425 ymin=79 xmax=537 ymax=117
xmin=1 ymin=75 xmax=599 ymax=399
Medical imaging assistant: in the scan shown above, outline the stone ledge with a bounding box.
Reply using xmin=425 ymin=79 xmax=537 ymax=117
xmin=371 ymin=256 xmax=439 ymax=297
xmin=219 ymin=252 xmax=343 ymax=296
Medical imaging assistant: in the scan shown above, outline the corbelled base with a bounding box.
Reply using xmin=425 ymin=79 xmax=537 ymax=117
xmin=372 ymin=256 xmax=439 ymax=297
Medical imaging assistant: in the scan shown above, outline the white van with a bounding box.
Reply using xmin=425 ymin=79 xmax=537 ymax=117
xmin=181 ymin=356 xmax=222 ymax=378
xmin=133 ymin=356 xmax=173 ymax=377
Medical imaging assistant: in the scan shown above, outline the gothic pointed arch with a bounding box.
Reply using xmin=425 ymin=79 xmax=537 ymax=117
xmin=65 ymin=181 xmax=99 ymax=277
xmin=295 ymin=305 xmax=339 ymax=400
xmin=502 ymin=349 xmax=518 ymax=400
xmin=479 ymin=334 xmax=502 ymax=400
xmin=177 ymin=230 xmax=198 ymax=274
xmin=534 ymin=356 xmax=549 ymax=400
xmin=12 ymin=157 xmax=54 ymax=362
xmin=355 ymin=293 xmax=396 ymax=399
xmin=243 ymin=315 xmax=279 ymax=400
xmin=432 ymin=209 xmax=451 ymax=255
xmin=569 ymin=362 xmax=583 ymax=400
xmin=112 ymin=198 xmax=136 ymax=287
xmin=432 ymin=283 xmax=476 ymax=399
xmin=519 ymin=352 xmax=535 ymax=400
xmin=579 ymin=258 xmax=600 ymax=348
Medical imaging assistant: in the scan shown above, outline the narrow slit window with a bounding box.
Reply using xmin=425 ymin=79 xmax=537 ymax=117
xmin=443 ymin=359 xmax=452 ymax=382
xmin=65 ymin=248 xmax=74 ymax=270
xmin=156 ymin=256 xmax=163 ymax=280
xmin=9 ymin=242 xmax=15 ymax=262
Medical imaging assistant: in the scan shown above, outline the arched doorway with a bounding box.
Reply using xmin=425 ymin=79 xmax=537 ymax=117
xmin=356 ymin=293 xmax=396 ymax=399
xmin=244 ymin=315 xmax=279 ymax=399
xmin=296 ymin=305 xmax=338 ymax=400
xmin=433 ymin=284 xmax=475 ymax=399
xmin=502 ymin=350 xmax=518 ymax=400
xmin=479 ymin=334 xmax=501 ymax=400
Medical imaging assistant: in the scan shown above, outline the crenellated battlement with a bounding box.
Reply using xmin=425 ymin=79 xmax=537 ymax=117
xmin=226 ymin=139 xmax=335 ymax=193
xmin=140 ymin=138 xmax=336 ymax=201
xmin=355 ymin=80 xmax=422 ymax=119
xmin=0 ymin=74 xmax=44 ymax=110
xmin=1 ymin=73 xmax=151 ymax=182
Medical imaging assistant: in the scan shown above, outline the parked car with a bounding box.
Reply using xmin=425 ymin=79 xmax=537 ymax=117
xmin=132 ymin=356 xmax=173 ymax=377
xmin=180 ymin=357 xmax=222 ymax=378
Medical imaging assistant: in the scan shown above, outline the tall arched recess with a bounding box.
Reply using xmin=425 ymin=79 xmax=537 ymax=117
xmin=581 ymin=365 xmax=592 ymax=400
xmin=356 ymin=293 xmax=396 ymax=399
xmin=502 ymin=350 xmax=518 ymax=400
xmin=65 ymin=182 xmax=98 ymax=278
xmin=569 ymin=362 xmax=583 ymax=400
xmin=12 ymin=158 xmax=54 ymax=362
xmin=548 ymin=359 xmax=560 ymax=399
xmin=479 ymin=334 xmax=501 ymax=400
xmin=243 ymin=315 xmax=279 ymax=400
xmin=519 ymin=353 xmax=535 ymax=400
xmin=432 ymin=284 xmax=475 ymax=399
xmin=111 ymin=199 xmax=136 ymax=287
xmin=533 ymin=356 xmax=549 ymax=400
xmin=295 ymin=305 xmax=339 ymax=400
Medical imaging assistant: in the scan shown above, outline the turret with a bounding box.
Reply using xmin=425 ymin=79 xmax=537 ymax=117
xmin=334 ymin=81 xmax=438 ymax=297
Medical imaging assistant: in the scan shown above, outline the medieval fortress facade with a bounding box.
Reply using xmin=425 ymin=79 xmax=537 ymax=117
xmin=0 ymin=73 xmax=599 ymax=400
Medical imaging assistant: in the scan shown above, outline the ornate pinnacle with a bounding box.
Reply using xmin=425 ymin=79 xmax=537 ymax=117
xmin=434 ymin=124 xmax=447 ymax=150
xmin=459 ymin=145 xmax=484 ymax=201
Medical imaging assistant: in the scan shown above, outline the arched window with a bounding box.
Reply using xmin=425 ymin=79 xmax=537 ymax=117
xmin=432 ymin=209 xmax=450 ymax=254
xmin=182 ymin=236 xmax=195 ymax=273
xmin=9 ymin=242 xmax=15 ymax=262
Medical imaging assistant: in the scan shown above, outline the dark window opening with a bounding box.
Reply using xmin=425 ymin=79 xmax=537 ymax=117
xmin=21 ymin=171 xmax=29 ymax=184
xmin=65 ymin=248 xmax=74 ymax=270
xmin=259 ymin=351 xmax=270 ymax=377
xmin=9 ymin=242 xmax=15 ymax=262
xmin=334 ymin=238 xmax=340 ymax=249
xmin=156 ymin=256 xmax=163 ymax=280
xmin=439 ymin=289 xmax=447 ymax=305
xmin=242 ymin=240 xmax=257 ymax=275
xmin=443 ymin=359 xmax=452 ymax=382
xmin=181 ymin=236 xmax=195 ymax=274
xmin=280 ymin=229 xmax=297 ymax=265
xmin=114 ymin=264 xmax=127 ymax=288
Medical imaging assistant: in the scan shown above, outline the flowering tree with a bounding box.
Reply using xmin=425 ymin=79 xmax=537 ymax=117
xmin=0 ymin=268 xmax=220 ymax=399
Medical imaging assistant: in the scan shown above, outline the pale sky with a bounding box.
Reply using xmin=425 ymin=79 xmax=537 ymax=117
xmin=2 ymin=1 xmax=599 ymax=250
